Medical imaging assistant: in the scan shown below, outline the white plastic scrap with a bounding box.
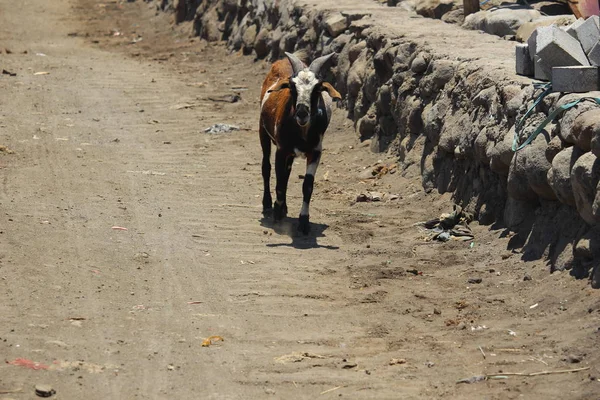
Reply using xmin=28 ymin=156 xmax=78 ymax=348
xmin=204 ymin=123 xmax=240 ymax=134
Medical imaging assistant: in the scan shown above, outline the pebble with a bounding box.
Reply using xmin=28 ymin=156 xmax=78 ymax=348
xmin=523 ymin=273 xmax=532 ymax=281
xmin=457 ymin=321 xmax=466 ymax=330
xmin=468 ymin=277 xmax=482 ymax=284
xmin=433 ymin=308 xmax=441 ymax=315
xmin=35 ymin=384 xmax=55 ymax=398
xmin=565 ymin=354 xmax=582 ymax=363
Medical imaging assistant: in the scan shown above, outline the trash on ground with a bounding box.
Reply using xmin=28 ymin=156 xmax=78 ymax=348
xmin=356 ymin=191 xmax=399 ymax=203
xmin=456 ymin=375 xmax=487 ymax=384
xmin=2 ymin=69 xmax=16 ymax=76
xmin=0 ymin=387 xmax=23 ymax=394
xmin=111 ymin=226 xmax=128 ymax=231
xmin=34 ymin=384 xmax=55 ymax=398
xmin=207 ymin=94 xmax=241 ymax=103
xmin=201 ymin=335 xmax=224 ymax=347
xmin=0 ymin=145 xmax=15 ymax=154
xmin=275 ymin=352 xmax=326 ymax=363
xmin=126 ymin=170 xmax=166 ymax=175
xmin=389 ymin=358 xmax=407 ymax=365
xmin=7 ymin=358 xmax=49 ymax=370
xmin=468 ymin=277 xmax=482 ymax=284
xmin=187 ymin=301 xmax=203 ymax=304
xmin=33 ymin=71 xmax=50 ymax=75
xmin=204 ymin=123 xmax=240 ymax=134
xmin=471 ymin=325 xmax=488 ymax=331
xmin=417 ymin=205 xmax=474 ymax=242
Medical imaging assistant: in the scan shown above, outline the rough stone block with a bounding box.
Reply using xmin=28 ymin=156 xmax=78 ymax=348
xmin=324 ymin=13 xmax=348 ymax=37
xmin=536 ymin=25 xmax=590 ymax=72
xmin=588 ymin=41 xmax=600 ymax=66
xmin=574 ymin=16 xmax=600 ymax=53
xmin=552 ymin=66 xmax=600 ymax=93
xmin=516 ymin=43 xmax=533 ymax=76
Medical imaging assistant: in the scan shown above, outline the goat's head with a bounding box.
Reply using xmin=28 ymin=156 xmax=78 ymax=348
xmin=269 ymin=52 xmax=342 ymax=127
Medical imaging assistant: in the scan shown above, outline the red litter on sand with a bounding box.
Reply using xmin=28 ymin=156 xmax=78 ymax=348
xmin=7 ymin=358 xmax=49 ymax=370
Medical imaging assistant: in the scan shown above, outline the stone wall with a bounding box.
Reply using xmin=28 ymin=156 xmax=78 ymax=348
xmin=150 ymin=0 xmax=600 ymax=286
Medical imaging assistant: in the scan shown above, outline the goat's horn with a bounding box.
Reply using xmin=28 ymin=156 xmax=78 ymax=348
xmin=308 ymin=52 xmax=335 ymax=75
xmin=284 ymin=52 xmax=305 ymax=76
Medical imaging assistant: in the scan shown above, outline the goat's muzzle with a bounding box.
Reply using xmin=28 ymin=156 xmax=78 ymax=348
xmin=295 ymin=104 xmax=310 ymax=127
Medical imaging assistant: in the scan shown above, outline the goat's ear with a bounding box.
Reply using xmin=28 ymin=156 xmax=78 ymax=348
xmin=267 ymin=81 xmax=290 ymax=93
xmin=320 ymin=82 xmax=342 ymax=101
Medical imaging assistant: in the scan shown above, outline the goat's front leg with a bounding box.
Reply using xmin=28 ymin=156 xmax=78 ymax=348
xmin=273 ymin=149 xmax=294 ymax=221
xmin=298 ymin=149 xmax=321 ymax=234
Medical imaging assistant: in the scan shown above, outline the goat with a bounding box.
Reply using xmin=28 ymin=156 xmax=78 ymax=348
xmin=259 ymin=51 xmax=342 ymax=234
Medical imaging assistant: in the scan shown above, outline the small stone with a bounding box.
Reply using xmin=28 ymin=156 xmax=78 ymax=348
xmin=356 ymin=193 xmax=370 ymax=202
xmin=35 ymin=384 xmax=55 ymax=398
xmin=389 ymin=358 xmax=407 ymax=365
xmin=565 ymin=354 xmax=582 ymax=363
xmin=424 ymin=361 xmax=435 ymax=368
xmin=523 ymin=273 xmax=532 ymax=281
xmin=433 ymin=308 xmax=441 ymax=315
xmin=457 ymin=321 xmax=467 ymax=330
xmin=468 ymin=277 xmax=482 ymax=284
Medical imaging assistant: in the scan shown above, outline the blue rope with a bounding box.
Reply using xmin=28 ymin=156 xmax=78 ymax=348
xmin=512 ymin=83 xmax=600 ymax=152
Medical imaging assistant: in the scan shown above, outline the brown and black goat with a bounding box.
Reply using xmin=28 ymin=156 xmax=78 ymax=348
xmin=259 ymin=52 xmax=342 ymax=234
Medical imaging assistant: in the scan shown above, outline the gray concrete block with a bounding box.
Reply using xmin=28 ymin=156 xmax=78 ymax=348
xmin=552 ymin=66 xmax=600 ymax=92
xmin=574 ymin=16 xmax=600 ymax=53
xmin=527 ymin=28 xmax=538 ymax=61
xmin=566 ymin=18 xmax=585 ymax=39
xmin=535 ymin=55 xmax=551 ymax=81
xmin=516 ymin=43 xmax=534 ymax=76
xmin=589 ymin=41 xmax=600 ymax=66
xmin=537 ymin=25 xmax=590 ymax=71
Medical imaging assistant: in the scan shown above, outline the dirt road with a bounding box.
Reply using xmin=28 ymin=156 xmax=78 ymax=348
xmin=0 ymin=0 xmax=598 ymax=399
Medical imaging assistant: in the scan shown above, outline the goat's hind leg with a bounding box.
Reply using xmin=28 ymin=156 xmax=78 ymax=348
xmin=259 ymin=127 xmax=272 ymax=215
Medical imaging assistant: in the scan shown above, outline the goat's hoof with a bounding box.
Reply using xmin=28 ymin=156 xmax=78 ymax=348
xmin=273 ymin=203 xmax=287 ymax=221
xmin=297 ymin=215 xmax=310 ymax=235
xmin=262 ymin=206 xmax=273 ymax=216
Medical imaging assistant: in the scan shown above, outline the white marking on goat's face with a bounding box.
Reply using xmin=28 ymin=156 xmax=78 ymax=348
xmin=291 ymin=69 xmax=319 ymax=127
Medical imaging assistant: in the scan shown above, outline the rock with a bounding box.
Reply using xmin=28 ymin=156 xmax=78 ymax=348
xmin=254 ymin=29 xmax=270 ymax=58
xmin=524 ymin=135 xmax=556 ymax=200
xmin=410 ymin=55 xmax=428 ymax=73
xmin=523 ymin=273 xmax=532 ymax=281
xmin=565 ymin=354 xmax=583 ymax=363
xmin=572 ymin=110 xmax=600 ymax=152
xmin=348 ymin=41 xmax=367 ymax=63
xmin=508 ymin=148 xmax=538 ymax=201
xmin=357 ymin=114 xmax=377 ymax=139
xmin=430 ymin=59 xmax=455 ymax=89
xmin=325 ymin=13 xmax=348 ymax=37
xmin=441 ymin=9 xmax=464 ymax=25
xmin=377 ymin=85 xmax=392 ymax=115
xmin=556 ymin=94 xmax=600 ymax=143
xmin=571 ymin=152 xmax=600 ymax=224
xmin=242 ymin=24 xmax=257 ymax=53
xmin=516 ymin=15 xmax=576 ymax=42
xmin=546 ymin=135 xmax=564 ymax=163
xmin=457 ymin=321 xmax=467 ymax=330
xmin=35 ymin=384 xmax=55 ymax=398
xmin=468 ymin=277 xmax=482 ymax=284
xmin=504 ymin=196 xmax=536 ymax=228
xmin=547 ymin=146 xmax=582 ymax=206
xmin=415 ymin=0 xmax=457 ymax=19
xmin=489 ymin=128 xmax=516 ymax=175
xmin=463 ymin=9 xmax=542 ymax=37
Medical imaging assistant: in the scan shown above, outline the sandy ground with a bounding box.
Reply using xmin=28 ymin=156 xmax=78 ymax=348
xmin=0 ymin=0 xmax=599 ymax=399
